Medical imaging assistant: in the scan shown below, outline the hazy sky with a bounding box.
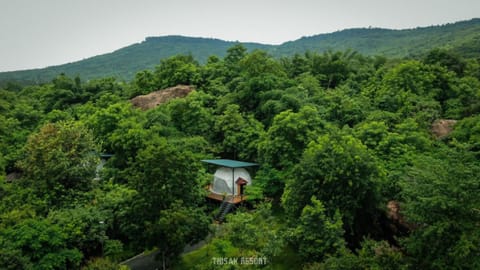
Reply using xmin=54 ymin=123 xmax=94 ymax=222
xmin=1 ymin=0 xmax=479 ymax=72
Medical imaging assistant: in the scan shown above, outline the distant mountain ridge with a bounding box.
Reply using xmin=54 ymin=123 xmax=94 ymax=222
xmin=275 ymin=18 xmax=480 ymax=58
xmin=1 ymin=18 xmax=479 ymax=85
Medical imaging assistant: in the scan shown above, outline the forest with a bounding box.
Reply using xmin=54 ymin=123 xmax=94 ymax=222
xmin=0 ymin=45 xmax=480 ymax=269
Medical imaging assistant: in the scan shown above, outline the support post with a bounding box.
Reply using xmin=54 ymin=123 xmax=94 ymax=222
xmin=232 ymin=167 xmax=235 ymax=196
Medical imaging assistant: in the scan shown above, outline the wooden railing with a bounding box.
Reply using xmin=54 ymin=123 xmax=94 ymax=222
xmin=206 ymin=185 xmax=246 ymax=204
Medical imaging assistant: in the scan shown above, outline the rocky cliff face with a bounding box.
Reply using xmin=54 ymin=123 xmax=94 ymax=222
xmin=130 ymin=85 xmax=194 ymax=110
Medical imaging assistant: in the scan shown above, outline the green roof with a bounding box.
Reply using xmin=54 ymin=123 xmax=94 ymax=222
xmin=201 ymin=159 xmax=258 ymax=168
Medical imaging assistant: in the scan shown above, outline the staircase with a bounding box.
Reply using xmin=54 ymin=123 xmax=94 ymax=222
xmin=216 ymin=199 xmax=235 ymax=222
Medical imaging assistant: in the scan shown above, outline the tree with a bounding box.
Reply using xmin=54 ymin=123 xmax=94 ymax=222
xmin=449 ymin=114 xmax=480 ymax=156
xmin=145 ymin=201 xmax=211 ymax=270
xmin=309 ymin=50 xmax=360 ymax=89
xmin=258 ymin=86 xmax=306 ymax=126
xmin=289 ymin=196 xmax=345 ymax=263
xmin=132 ymin=70 xmax=156 ymax=96
xmin=85 ymin=101 xmax=145 ymax=160
xmin=400 ymin=149 xmax=480 ymax=269
xmin=187 ymin=203 xmax=286 ymax=269
xmin=282 ymin=53 xmax=310 ymax=78
xmin=423 ymin=48 xmax=466 ymax=76
xmin=214 ymin=104 xmax=264 ymax=160
xmin=0 ymin=218 xmax=83 ymax=269
xmin=40 ymin=74 xmax=85 ymax=111
xmin=223 ymin=44 xmax=247 ymax=81
xmin=310 ymin=239 xmax=407 ymax=270
xmin=353 ymin=121 xmax=389 ymax=150
xmin=154 ymin=55 xmax=200 ymax=88
xmin=282 ymin=132 xmax=381 ymax=246
xmin=166 ymin=91 xmax=216 ymax=138
xmin=124 ymin=136 xmax=207 ymax=244
xmin=82 ymin=77 xmax=124 ymax=102
xmin=47 ymin=206 xmax=111 ymax=259
xmin=17 ymin=121 xmax=99 ymax=207
xmin=316 ymin=86 xmax=368 ymax=127
xmin=258 ymin=105 xmax=326 ymax=170
xmin=444 ymin=76 xmax=480 ymax=118
xmin=91 ymin=182 xmax=139 ymax=254
xmin=231 ymin=50 xmax=288 ymax=113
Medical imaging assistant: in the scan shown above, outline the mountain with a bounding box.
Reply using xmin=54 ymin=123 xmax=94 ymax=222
xmin=274 ymin=18 xmax=480 ymax=58
xmin=0 ymin=36 xmax=271 ymax=86
xmin=1 ymin=18 xmax=479 ymax=85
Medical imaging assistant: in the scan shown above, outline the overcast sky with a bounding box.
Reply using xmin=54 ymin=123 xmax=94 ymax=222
xmin=0 ymin=0 xmax=479 ymax=72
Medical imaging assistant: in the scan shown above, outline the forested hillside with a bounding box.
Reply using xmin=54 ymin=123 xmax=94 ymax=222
xmin=1 ymin=43 xmax=480 ymax=269
xmin=276 ymin=17 xmax=480 ymax=58
xmin=0 ymin=36 xmax=271 ymax=86
xmin=1 ymin=18 xmax=479 ymax=85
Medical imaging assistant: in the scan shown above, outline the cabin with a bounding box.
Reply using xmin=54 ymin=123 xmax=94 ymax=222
xmin=201 ymin=159 xmax=258 ymax=204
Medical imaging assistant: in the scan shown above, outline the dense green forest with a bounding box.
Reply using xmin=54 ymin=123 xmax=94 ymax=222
xmin=1 ymin=18 xmax=479 ymax=85
xmin=1 ymin=43 xmax=480 ymax=270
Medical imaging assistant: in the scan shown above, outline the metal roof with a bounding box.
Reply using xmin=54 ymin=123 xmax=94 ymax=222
xmin=201 ymin=159 xmax=258 ymax=168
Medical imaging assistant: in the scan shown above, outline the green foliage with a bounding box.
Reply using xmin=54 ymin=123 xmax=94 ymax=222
xmin=444 ymin=76 xmax=480 ymax=118
xmin=310 ymin=50 xmax=359 ymax=89
xmin=132 ymin=70 xmax=156 ymax=96
xmin=316 ymin=86 xmax=368 ymax=127
xmin=146 ymin=201 xmax=211 ymax=269
xmin=288 ymin=196 xmax=345 ymax=263
xmin=167 ymin=91 xmax=216 ymax=138
xmin=309 ymin=239 xmax=407 ymax=270
xmin=127 ymin=136 xmax=204 ymax=212
xmin=17 ymin=121 xmax=99 ymax=207
xmin=154 ymin=55 xmax=201 ymax=88
xmin=223 ymin=203 xmax=285 ymax=258
xmin=0 ymin=218 xmax=83 ymax=269
xmin=214 ymin=104 xmax=264 ymax=160
xmin=258 ymin=105 xmax=326 ymax=169
xmin=93 ymin=182 xmax=138 ymax=244
xmin=47 ymin=206 xmax=110 ymax=258
xmin=226 ymin=50 xmax=289 ymax=115
xmin=180 ymin=203 xmax=286 ymax=269
xmin=251 ymin=166 xmax=286 ymax=201
xmin=282 ymin=132 xmax=382 ymax=244
xmin=423 ymin=48 xmax=467 ymax=76
xmin=449 ymin=114 xmax=480 ymax=155
xmin=400 ymin=149 xmax=480 ymax=269
xmin=374 ymin=61 xmax=441 ymax=119
xmin=82 ymin=257 xmax=124 ymax=270
xmin=1 ymin=37 xmax=480 ymax=270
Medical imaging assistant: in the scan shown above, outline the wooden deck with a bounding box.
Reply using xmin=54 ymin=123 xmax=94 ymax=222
xmin=206 ymin=185 xmax=246 ymax=204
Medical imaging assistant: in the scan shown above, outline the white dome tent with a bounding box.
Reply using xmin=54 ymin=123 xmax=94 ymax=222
xmin=212 ymin=167 xmax=252 ymax=195
xmin=202 ymin=159 xmax=258 ymax=204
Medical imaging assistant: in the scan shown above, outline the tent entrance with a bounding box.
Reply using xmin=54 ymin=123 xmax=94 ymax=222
xmin=236 ymin=177 xmax=248 ymax=196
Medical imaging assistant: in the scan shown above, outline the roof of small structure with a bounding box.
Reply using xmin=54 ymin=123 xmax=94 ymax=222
xmin=201 ymin=159 xmax=258 ymax=168
xmin=236 ymin=177 xmax=248 ymax=185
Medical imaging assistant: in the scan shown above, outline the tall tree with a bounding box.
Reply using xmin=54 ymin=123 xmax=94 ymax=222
xmin=400 ymin=149 xmax=480 ymax=269
xmin=258 ymin=105 xmax=326 ymax=169
xmin=0 ymin=218 xmax=83 ymax=269
xmin=289 ymin=196 xmax=345 ymax=263
xmin=145 ymin=201 xmax=210 ymax=270
xmin=214 ymin=104 xmax=264 ymax=160
xmin=17 ymin=121 xmax=99 ymax=207
xmin=282 ymin=133 xmax=381 ymax=246
xmin=154 ymin=55 xmax=200 ymax=89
